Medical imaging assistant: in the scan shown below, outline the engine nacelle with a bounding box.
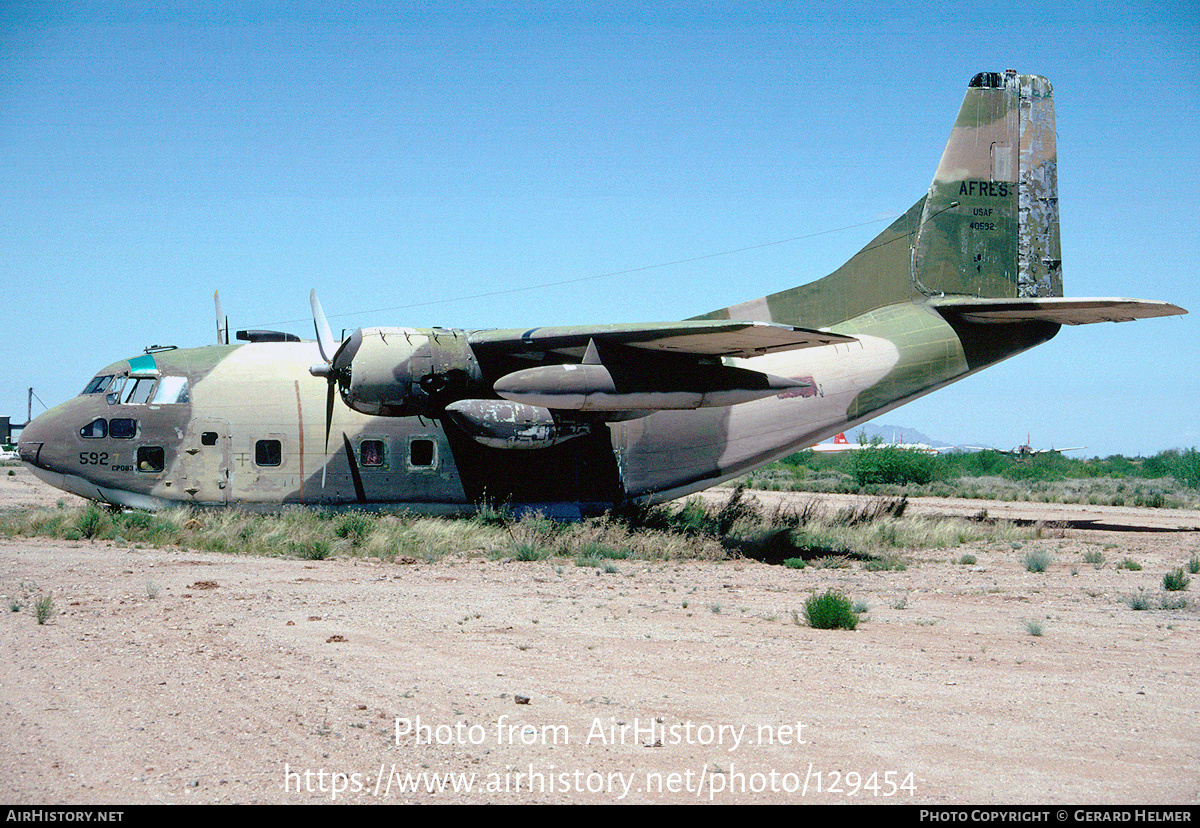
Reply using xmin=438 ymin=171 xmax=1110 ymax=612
xmin=337 ymin=327 xmax=482 ymax=417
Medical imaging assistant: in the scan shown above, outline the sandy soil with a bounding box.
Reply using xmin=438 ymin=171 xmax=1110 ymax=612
xmin=1 ymin=465 xmax=1198 ymax=804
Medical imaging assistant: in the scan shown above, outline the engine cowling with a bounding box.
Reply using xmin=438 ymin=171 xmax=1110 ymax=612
xmin=334 ymin=327 xmax=483 ymax=417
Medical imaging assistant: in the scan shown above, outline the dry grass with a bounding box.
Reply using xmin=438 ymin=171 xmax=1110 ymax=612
xmin=0 ymin=489 xmax=1035 ymax=566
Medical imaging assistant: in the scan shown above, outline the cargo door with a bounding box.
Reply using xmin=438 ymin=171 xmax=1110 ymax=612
xmin=170 ymin=418 xmax=231 ymax=504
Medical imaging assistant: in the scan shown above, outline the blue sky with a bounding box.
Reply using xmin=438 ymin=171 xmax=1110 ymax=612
xmin=3 ymin=1 xmax=1197 ymax=456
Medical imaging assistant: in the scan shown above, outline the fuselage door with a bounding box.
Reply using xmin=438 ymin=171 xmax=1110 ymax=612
xmin=172 ymin=418 xmax=231 ymax=504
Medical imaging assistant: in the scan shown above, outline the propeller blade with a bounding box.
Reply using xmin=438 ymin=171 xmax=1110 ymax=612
xmin=215 ymin=290 xmax=228 ymax=345
xmin=322 ymin=377 xmax=335 ymax=488
xmin=310 ymin=289 xmax=337 ymax=365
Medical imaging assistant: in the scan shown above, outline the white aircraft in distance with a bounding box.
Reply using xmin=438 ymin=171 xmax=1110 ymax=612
xmin=810 ymin=432 xmax=944 ymax=455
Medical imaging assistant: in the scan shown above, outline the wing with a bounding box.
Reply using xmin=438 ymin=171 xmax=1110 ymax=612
xmin=468 ymin=319 xmax=855 ymax=361
xmin=467 ymin=320 xmax=854 ymax=413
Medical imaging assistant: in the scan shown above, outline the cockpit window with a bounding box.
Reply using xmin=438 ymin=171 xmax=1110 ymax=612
xmin=81 ymin=375 xmax=114 ymax=395
xmin=106 ymin=377 xmax=127 ymax=405
xmin=124 ymin=378 xmax=157 ymax=405
xmin=80 ymin=419 xmax=107 ymax=439
xmin=150 ymin=377 xmax=189 ymax=404
xmin=109 ymin=418 xmax=137 ymax=439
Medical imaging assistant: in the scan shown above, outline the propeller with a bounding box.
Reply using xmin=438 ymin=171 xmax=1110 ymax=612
xmin=309 ymin=289 xmax=343 ymax=488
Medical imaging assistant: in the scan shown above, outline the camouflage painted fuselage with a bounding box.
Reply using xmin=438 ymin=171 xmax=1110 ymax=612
xmin=18 ymin=72 xmax=1183 ymax=515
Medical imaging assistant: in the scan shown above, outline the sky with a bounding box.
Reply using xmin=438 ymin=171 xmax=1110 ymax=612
xmin=2 ymin=1 xmax=1198 ymax=457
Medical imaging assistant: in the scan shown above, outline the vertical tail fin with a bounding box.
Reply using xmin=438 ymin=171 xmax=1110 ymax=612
xmin=696 ymin=71 xmax=1062 ymax=328
xmin=914 ymin=71 xmax=1061 ymax=299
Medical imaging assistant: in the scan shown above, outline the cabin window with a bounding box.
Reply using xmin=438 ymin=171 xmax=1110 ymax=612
xmin=80 ymin=419 xmax=107 ymax=439
xmin=360 ymin=439 xmax=385 ymax=467
xmin=201 ymin=432 xmax=218 ymax=446
xmin=150 ymin=376 xmax=189 ymax=404
xmin=409 ymin=438 xmax=436 ymax=468
xmin=109 ymin=418 xmax=137 ymax=439
xmin=124 ymin=378 xmax=157 ymax=405
xmin=255 ymin=439 xmax=282 ymax=467
xmin=81 ymin=375 xmax=114 ymax=395
xmin=137 ymin=446 xmax=165 ymax=473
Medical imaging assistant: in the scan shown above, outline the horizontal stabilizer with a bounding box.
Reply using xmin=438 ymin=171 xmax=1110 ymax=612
xmin=932 ymin=297 xmax=1187 ymax=325
xmin=470 ymin=320 xmax=854 ymax=361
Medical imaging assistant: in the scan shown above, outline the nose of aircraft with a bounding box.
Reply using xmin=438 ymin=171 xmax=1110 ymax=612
xmin=17 ymin=403 xmax=75 ymax=475
xmin=16 ymin=413 xmax=48 ymax=469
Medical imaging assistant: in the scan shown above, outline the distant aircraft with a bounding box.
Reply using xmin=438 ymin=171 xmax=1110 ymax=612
xmin=811 ymin=433 xmax=864 ymax=453
xmin=811 ymin=432 xmax=945 ymax=454
xmin=17 ymin=71 xmax=1185 ymax=516
xmin=997 ymin=434 xmax=1086 ymax=459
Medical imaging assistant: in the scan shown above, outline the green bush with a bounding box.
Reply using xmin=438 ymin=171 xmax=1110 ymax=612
xmin=1169 ymin=448 xmax=1200 ymax=489
xmin=512 ymin=542 xmax=548 ymax=561
xmin=34 ymin=594 xmax=54 ymax=625
xmin=848 ymin=444 xmax=939 ymax=487
xmin=75 ymin=504 xmax=111 ymax=539
xmin=1126 ymin=589 xmax=1152 ymax=611
xmin=1023 ymin=549 xmax=1052 ymax=573
xmin=802 ymin=590 xmax=858 ymax=630
xmin=292 ymin=539 xmax=331 ymax=560
xmin=335 ymin=512 xmax=373 ymax=547
xmin=1163 ymin=568 xmax=1190 ymax=591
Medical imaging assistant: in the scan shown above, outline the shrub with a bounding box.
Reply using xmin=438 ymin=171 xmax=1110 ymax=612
xmin=1126 ymin=589 xmax=1152 ymax=611
xmin=803 ymin=590 xmax=858 ymax=630
xmin=34 ymin=594 xmax=54 ymax=625
xmin=848 ymin=443 xmax=939 ymax=487
xmin=75 ymin=504 xmax=111 ymax=539
xmin=1161 ymin=594 xmax=1188 ymax=611
xmin=292 ymin=539 xmax=331 ymax=560
xmin=863 ymin=554 xmax=908 ymax=571
xmin=1162 ymin=568 xmax=1190 ymax=592
xmin=335 ymin=512 xmax=373 ymax=547
xmin=1023 ymin=549 xmax=1052 ymax=573
xmin=512 ymin=542 xmax=547 ymax=562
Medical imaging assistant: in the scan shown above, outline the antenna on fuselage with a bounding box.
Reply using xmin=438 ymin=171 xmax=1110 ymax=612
xmin=215 ymin=290 xmax=229 ymax=345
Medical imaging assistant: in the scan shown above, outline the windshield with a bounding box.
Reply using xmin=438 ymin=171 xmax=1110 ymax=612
xmin=80 ymin=375 xmax=114 ymax=395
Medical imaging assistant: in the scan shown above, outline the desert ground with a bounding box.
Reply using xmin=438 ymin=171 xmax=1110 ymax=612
xmin=1 ymin=464 xmax=1198 ymax=804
